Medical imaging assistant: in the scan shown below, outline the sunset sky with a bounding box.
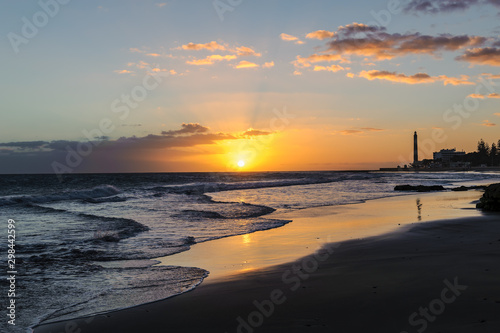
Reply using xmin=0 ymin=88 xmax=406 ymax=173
xmin=1 ymin=0 xmax=500 ymax=173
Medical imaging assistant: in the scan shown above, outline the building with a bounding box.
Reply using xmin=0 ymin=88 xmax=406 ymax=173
xmin=433 ymin=149 xmax=466 ymax=163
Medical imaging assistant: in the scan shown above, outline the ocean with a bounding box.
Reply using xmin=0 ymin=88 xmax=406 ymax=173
xmin=1 ymin=171 xmax=499 ymax=332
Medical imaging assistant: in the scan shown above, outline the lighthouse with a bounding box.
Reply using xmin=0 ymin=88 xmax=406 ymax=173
xmin=413 ymin=131 xmax=419 ymax=166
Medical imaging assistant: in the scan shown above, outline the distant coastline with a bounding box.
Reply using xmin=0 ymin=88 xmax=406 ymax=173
xmin=379 ymin=166 xmax=500 ymax=172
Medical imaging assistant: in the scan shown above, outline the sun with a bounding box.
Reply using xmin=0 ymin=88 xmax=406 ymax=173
xmin=237 ymin=160 xmax=245 ymax=168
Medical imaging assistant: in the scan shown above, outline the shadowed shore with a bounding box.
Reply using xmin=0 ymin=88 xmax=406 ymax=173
xmin=33 ymin=193 xmax=500 ymax=333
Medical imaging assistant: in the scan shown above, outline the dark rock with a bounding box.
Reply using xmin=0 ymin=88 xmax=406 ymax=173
xmin=394 ymin=185 xmax=445 ymax=192
xmin=476 ymin=183 xmax=500 ymax=211
xmin=452 ymin=185 xmax=487 ymax=192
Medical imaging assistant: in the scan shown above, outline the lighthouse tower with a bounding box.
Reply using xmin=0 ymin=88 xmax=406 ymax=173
xmin=413 ymin=131 xmax=419 ymax=166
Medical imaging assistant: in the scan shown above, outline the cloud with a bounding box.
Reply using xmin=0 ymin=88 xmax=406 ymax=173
xmin=404 ymin=0 xmax=500 ymax=14
xmin=326 ymin=33 xmax=486 ymax=61
xmin=186 ymin=54 xmax=237 ymax=65
xmin=293 ymin=54 xmax=347 ymax=69
xmin=313 ymin=64 xmax=347 ymax=72
xmin=280 ymin=33 xmax=304 ymax=44
xmin=161 ymin=123 xmax=209 ymax=136
xmin=468 ymin=92 xmax=500 ymax=99
xmin=156 ymin=3 xmax=167 ymax=7
xmin=306 ymin=30 xmax=336 ymax=40
xmin=235 ymin=46 xmax=261 ymax=57
xmin=337 ymin=23 xmax=384 ymax=37
xmin=439 ymin=75 xmax=475 ymax=86
xmin=360 ymin=127 xmax=384 ymax=132
xmin=181 ymin=41 xmax=226 ymax=51
xmin=179 ymin=42 xmax=264 ymax=68
xmin=0 ymin=141 xmax=48 ymax=150
xmin=356 ymin=70 xmax=474 ymax=85
xmin=0 ymin=124 xmax=275 ymax=173
xmin=0 ymin=124 xmax=275 ymax=156
xmin=233 ymin=61 xmax=259 ymax=69
xmin=242 ymin=129 xmax=273 ymax=137
xmin=295 ymin=23 xmax=488 ymax=76
xmin=482 ymin=120 xmax=497 ymax=127
xmin=121 ymin=124 xmax=142 ymax=127
xmin=339 ymin=130 xmax=364 ymax=135
xmin=481 ymin=73 xmax=500 ymax=79
xmin=456 ymin=47 xmax=500 ymax=66
xmin=114 ymin=70 xmax=133 ymax=74
xmin=337 ymin=127 xmax=384 ymax=135
xmin=129 ymin=48 xmax=144 ymax=53
xmin=495 ymin=113 xmax=500 ymax=116
xmin=0 ymin=124 xmax=262 ymax=157
xmin=262 ymin=61 xmax=275 ymax=68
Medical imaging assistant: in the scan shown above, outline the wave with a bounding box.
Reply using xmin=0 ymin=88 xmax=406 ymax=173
xmin=150 ymin=177 xmax=349 ymax=195
xmin=177 ymin=202 xmax=276 ymax=220
xmin=0 ymin=185 xmax=122 ymax=206
xmin=78 ymin=213 xmax=150 ymax=241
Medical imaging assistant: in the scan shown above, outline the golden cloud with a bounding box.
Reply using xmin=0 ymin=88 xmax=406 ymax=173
xmin=313 ymin=65 xmax=347 ymax=72
xmin=356 ymin=70 xmax=474 ymax=85
xmin=186 ymin=54 xmax=237 ymax=65
xmin=301 ymin=23 xmax=487 ymax=63
xmin=337 ymin=127 xmax=384 ymax=135
xmin=456 ymin=47 xmax=500 ymax=66
xmin=114 ymin=70 xmax=133 ymax=74
xmin=293 ymin=54 xmax=347 ymax=68
xmin=281 ymin=33 xmax=299 ymax=41
xmin=235 ymin=46 xmax=261 ymax=57
xmin=468 ymin=93 xmax=500 ymax=99
xmin=306 ymin=30 xmax=336 ymax=40
xmin=233 ymin=61 xmax=259 ymax=69
xmin=482 ymin=120 xmax=497 ymax=127
xmin=181 ymin=41 xmax=226 ymax=51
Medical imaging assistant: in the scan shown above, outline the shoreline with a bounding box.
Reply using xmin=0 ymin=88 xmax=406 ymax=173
xmin=155 ymin=190 xmax=484 ymax=281
xmin=32 ymin=189 xmax=500 ymax=332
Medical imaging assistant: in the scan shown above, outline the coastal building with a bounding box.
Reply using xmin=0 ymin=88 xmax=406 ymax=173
xmin=433 ymin=149 xmax=466 ymax=163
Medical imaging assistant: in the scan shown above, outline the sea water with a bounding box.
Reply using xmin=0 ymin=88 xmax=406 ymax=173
xmin=0 ymin=171 xmax=499 ymax=332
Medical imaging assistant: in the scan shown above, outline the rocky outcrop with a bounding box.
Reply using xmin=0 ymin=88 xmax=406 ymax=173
xmin=451 ymin=185 xmax=487 ymax=192
xmin=394 ymin=185 xmax=445 ymax=192
xmin=476 ymin=183 xmax=500 ymax=212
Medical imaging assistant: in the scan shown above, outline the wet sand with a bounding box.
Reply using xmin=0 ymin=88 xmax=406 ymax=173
xmin=33 ymin=191 xmax=500 ymax=332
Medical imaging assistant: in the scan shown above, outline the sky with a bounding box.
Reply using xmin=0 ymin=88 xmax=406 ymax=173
xmin=1 ymin=0 xmax=500 ymax=174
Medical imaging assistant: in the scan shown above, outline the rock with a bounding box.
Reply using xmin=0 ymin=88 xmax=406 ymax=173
xmin=476 ymin=183 xmax=500 ymax=211
xmin=394 ymin=185 xmax=445 ymax=192
xmin=451 ymin=185 xmax=487 ymax=192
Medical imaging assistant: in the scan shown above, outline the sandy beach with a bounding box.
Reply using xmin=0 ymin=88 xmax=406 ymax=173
xmin=33 ymin=190 xmax=500 ymax=333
